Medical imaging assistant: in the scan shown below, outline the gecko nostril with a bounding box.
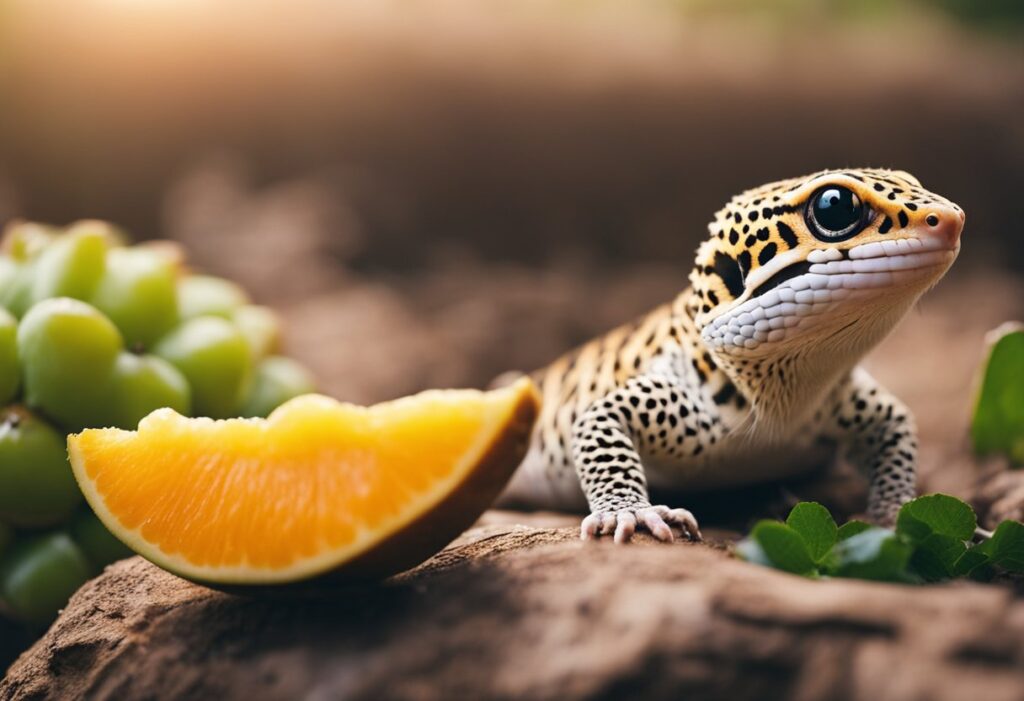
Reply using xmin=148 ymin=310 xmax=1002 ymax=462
xmin=926 ymin=214 xmax=940 ymax=227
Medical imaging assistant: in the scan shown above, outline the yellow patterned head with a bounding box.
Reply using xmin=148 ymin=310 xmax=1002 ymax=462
xmin=688 ymin=168 xmax=963 ymax=358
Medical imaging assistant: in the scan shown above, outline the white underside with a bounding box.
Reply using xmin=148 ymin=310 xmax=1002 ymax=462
xmin=702 ymin=238 xmax=956 ymax=351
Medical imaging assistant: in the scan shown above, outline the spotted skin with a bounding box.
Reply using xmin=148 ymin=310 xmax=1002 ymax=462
xmin=499 ymin=168 xmax=963 ymax=541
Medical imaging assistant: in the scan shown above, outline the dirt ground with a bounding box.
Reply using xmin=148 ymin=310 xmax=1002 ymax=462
xmin=5 ymin=516 xmax=1024 ymax=701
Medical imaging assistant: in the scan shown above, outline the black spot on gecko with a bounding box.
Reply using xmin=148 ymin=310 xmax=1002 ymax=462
xmin=758 ymin=242 xmax=778 ymax=266
xmin=777 ymin=221 xmax=798 ymax=249
xmin=879 ymin=216 xmax=893 ymax=234
xmin=712 ymin=251 xmax=745 ymax=298
xmin=712 ymin=382 xmax=737 ymax=405
xmin=702 ymin=352 xmax=717 ymax=370
xmin=737 ymin=250 xmax=752 ymax=280
xmin=898 ymin=210 xmax=909 ymax=228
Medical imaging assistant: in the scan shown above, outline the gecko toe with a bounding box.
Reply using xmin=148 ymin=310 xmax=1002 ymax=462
xmin=613 ymin=511 xmax=637 ymax=543
xmin=580 ymin=513 xmax=603 ymax=540
xmin=638 ymin=508 xmax=674 ymax=542
xmin=664 ymin=507 xmax=703 ymax=541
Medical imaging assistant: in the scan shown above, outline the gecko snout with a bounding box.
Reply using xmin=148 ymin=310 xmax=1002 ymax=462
xmin=923 ymin=206 xmax=964 ymax=247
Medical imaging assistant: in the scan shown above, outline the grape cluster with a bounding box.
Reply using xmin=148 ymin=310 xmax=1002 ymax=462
xmin=0 ymin=220 xmax=315 ymax=627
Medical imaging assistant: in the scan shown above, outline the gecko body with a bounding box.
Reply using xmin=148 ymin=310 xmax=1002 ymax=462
xmin=499 ymin=169 xmax=964 ymax=542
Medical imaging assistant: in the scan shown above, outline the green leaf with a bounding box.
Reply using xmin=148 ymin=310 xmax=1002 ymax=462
xmin=952 ymin=547 xmax=992 ymax=578
xmin=785 ymin=502 xmax=837 ymax=563
xmin=976 ymin=520 xmax=1024 ymax=573
xmin=751 ymin=521 xmax=818 ymax=576
xmin=971 ymin=325 xmax=1024 ymax=464
xmin=833 ymin=527 xmax=913 ymax=582
xmin=896 ymin=494 xmax=977 ymax=545
xmin=837 ymin=520 xmax=872 ymax=541
xmin=908 ymin=533 xmax=966 ymax=582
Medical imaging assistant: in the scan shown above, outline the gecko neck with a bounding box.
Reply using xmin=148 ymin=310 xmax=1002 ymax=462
xmin=677 ymin=288 xmax=916 ymax=437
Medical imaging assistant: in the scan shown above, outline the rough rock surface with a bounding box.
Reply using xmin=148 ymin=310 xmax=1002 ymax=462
xmin=4 ymin=514 xmax=1024 ymax=701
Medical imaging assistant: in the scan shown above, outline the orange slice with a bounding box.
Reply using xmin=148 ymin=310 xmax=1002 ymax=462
xmin=68 ymin=378 xmax=539 ymax=585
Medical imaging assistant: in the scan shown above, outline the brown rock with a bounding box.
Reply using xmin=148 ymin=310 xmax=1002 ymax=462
xmin=4 ymin=517 xmax=1024 ymax=701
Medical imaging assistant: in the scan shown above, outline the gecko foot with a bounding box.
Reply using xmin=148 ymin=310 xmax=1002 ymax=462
xmin=580 ymin=505 xmax=702 ymax=544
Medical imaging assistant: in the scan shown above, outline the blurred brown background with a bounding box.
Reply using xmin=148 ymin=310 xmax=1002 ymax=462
xmin=0 ymin=0 xmax=1022 ymax=452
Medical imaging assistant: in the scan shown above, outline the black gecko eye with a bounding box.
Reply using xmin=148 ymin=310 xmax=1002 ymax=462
xmin=806 ymin=186 xmax=866 ymax=242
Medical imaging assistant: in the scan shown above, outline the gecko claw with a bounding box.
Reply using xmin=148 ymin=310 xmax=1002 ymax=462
xmin=656 ymin=505 xmax=704 ymax=542
xmin=580 ymin=505 xmax=702 ymax=543
xmin=613 ymin=511 xmax=637 ymax=543
xmin=580 ymin=513 xmax=602 ymax=539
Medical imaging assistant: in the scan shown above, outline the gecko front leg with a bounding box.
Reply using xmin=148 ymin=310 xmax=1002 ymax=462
xmin=571 ymin=375 xmax=702 ymax=543
xmin=829 ymin=369 xmax=918 ymax=526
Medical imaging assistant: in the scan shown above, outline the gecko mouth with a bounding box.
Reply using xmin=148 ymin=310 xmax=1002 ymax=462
xmin=749 ymin=238 xmax=955 ymax=302
xmin=705 ymin=238 xmax=957 ymax=351
xmin=749 ymin=261 xmax=813 ymax=299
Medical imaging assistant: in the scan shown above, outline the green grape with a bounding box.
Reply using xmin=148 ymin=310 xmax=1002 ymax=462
xmin=0 ymin=407 xmax=82 ymax=527
xmin=0 ymin=307 xmax=19 ymax=404
xmin=0 ymin=259 xmax=37 ymax=318
xmin=0 ymin=258 xmax=21 ymax=309
xmin=233 ymin=305 xmax=281 ymax=361
xmin=69 ymin=507 xmax=133 ymax=573
xmin=109 ymin=352 xmax=191 ymax=429
xmin=64 ymin=219 xmax=126 ymax=247
xmin=0 ymin=523 xmax=11 ymax=558
xmin=240 ymin=356 xmax=316 ymax=418
xmin=178 ymin=274 xmax=249 ymax=320
xmin=1 ymin=221 xmax=57 ymax=262
xmin=0 ymin=533 xmax=92 ymax=627
xmin=91 ymin=247 xmax=179 ymax=348
xmin=18 ymin=298 xmax=122 ymax=430
xmin=31 ymin=225 xmax=109 ymax=304
xmin=154 ymin=316 xmax=252 ymax=418
xmin=136 ymin=239 xmax=185 ymax=270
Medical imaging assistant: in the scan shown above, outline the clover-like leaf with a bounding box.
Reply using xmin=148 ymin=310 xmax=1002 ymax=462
xmin=908 ymin=533 xmax=967 ymax=582
xmin=833 ymin=527 xmax=913 ymax=582
xmin=952 ymin=548 xmax=993 ymax=580
xmin=896 ymin=494 xmax=976 ymax=545
xmin=971 ymin=324 xmax=1024 ymax=464
xmin=837 ymin=520 xmax=872 ymax=541
xmin=785 ymin=502 xmax=837 ymax=563
xmin=751 ymin=520 xmax=818 ymax=576
xmin=976 ymin=520 xmax=1024 ymax=573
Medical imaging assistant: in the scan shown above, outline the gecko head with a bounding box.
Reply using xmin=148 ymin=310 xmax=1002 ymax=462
xmin=688 ymin=168 xmax=963 ymax=365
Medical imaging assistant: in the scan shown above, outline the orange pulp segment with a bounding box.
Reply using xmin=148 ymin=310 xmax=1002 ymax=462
xmin=68 ymin=377 xmax=539 ymax=584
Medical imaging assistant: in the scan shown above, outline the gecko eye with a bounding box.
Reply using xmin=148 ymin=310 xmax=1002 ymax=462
xmin=806 ymin=186 xmax=865 ymax=242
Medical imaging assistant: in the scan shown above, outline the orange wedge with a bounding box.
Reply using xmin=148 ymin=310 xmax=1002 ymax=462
xmin=68 ymin=378 xmax=539 ymax=585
